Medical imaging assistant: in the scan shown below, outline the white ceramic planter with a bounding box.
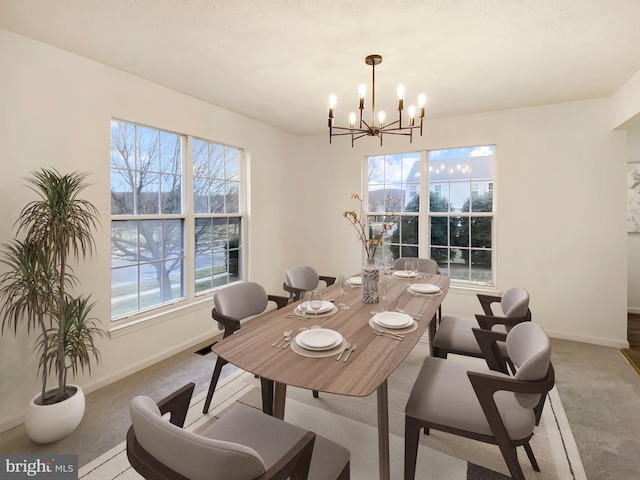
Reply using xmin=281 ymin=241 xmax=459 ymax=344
xmin=25 ymin=385 xmax=85 ymax=444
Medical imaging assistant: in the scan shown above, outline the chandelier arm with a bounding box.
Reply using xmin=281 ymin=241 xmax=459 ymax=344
xmin=330 ymin=126 xmax=369 ymax=134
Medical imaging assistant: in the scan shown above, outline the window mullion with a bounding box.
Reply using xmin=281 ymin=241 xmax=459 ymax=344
xmin=184 ymin=135 xmax=195 ymax=299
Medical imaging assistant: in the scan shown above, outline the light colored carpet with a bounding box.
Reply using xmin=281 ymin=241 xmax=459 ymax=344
xmin=79 ymin=338 xmax=586 ymax=480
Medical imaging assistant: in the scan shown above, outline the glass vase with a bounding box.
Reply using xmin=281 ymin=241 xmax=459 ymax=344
xmin=361 ymin=258 xmax=379 ymax=304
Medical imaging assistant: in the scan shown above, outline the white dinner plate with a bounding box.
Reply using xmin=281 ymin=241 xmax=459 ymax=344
xmin=297 ymin=300 xmax=333 ymax=314
xmin=348 ymin=276 xmax=362 ymax=286
xmin=409 ymin=283 xmax=440 ymax=294
xmin=295 ymin=329 xmax=343 ymax=351
xmin=392 ymin=270 xmax=418 ymax=278
xmin=372 ymin=311 xmax=414 ymax=329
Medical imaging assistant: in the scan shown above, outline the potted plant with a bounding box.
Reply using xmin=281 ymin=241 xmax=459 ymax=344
xmin=0 ymin=168 xmax=103 ymax=443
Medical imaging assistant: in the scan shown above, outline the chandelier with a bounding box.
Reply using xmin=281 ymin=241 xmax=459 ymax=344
xmin=327 ymin=54 xmax=426 ymax=147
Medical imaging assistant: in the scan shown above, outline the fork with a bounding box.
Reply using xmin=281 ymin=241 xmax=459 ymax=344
xmin=373 ymin=328 xmax=404 ymax=340
xmin=272 ymin=329 xmax=292 ymax=347
xmin=343 ymin=343 xmax=358 ymax=362
xmin=336 ymin=342 xmax=352 ymax=361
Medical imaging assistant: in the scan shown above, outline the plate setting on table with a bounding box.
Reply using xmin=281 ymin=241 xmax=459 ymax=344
xmin=370 ymin=311 xmax=418 ymax=334
xmin=296 ymin=300 xmax=337 ymax=317
xmin=347 ymin=276 xmax=362 ymax=287
xmin=392 ymin=270 xmax=419 ymax=278
xmin=407 ymin=283 xmax=442 ymax=295
xmin=291 ymin=328 xmax=347 ymax=357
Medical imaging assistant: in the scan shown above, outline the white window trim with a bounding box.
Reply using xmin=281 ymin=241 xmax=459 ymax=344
xmin=110 ymin=120 xmax=247 ymax=331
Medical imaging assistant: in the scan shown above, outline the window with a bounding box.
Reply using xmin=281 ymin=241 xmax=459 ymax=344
xmin=110 ymin=120 xmax=244 ymax=320
xmin=193 ymin=139 xmax=242 ymax=292
xmin=429 ymin=146 xmax=494 ymax=284
xmin=366 ymin=145 xmax=495 ymax=286
xmin=367 ymin=152 xmax=421 ymax=259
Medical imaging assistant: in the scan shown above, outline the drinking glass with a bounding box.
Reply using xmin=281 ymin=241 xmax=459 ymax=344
xmin=298 ymin=291 xmax=308 ymax=320
xmin=337 ymin=274 xmax=350 ymax=310
xmin=410 ymin=260 xmax=419 ymax=277
xmin=404 ymin=260 xmax=414 ymax=276
xmin=378 ymin=277 xmax=388 ymax=310
xmin=309 ymin=291 xmax=323 ymax=316
xmin=384 ymin=255 xmax=394 ymax=275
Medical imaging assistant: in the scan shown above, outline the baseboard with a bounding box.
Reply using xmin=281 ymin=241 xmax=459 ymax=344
xmin=81 ymin=330 xmax=223 ymax=396
xmin=628 ymin=307 xmax=640 ymax=315
xmin=0 ymin=329 xmax=223 ymax=435
xmin=548 ymin=330 xmax=630 ymax=349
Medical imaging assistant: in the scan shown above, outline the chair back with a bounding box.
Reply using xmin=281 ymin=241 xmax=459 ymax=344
xmin=129 ymin=396 xmax=266 ymax=480
xmin=214 ymin=282 xmax=268 ymax=321
xmin=506 ymin=322 xmax=552 ymax=408
xmin=392 ymin=257 xmax=439 ymax=273
xmin=284 ymin=265 xmax=320 ymax=292
xmin=500 ymin=287 xmax=529 ymax=318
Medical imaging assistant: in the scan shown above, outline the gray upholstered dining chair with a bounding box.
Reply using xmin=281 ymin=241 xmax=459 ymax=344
xmin=432 ymin=287 xmax=531 ymax=364
xmin=392 ymin=257 xmax=439 ymax=274
xmin=128 ymin=382 xmax=350 ymax=480
xmin=392 ymin=257 xmax=442 ymax=322
xmin=203 ymin=281 xmax=288 ymax=414
xmin=283 ymin=265 xmax=336 ymax=302
xmin=404 ymin=322 xmax=554 ymax=480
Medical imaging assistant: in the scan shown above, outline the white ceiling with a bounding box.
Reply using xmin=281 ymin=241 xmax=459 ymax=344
xmin=2 ymin=0 xmax=640 ymax=136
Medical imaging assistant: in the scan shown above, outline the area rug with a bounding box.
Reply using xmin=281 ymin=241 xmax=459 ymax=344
xmin=79 ymin=337 xmax=586 ymax=480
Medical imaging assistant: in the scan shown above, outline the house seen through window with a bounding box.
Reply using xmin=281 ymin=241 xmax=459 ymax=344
xmin=366 ymin=145 xmax=495 ymax=286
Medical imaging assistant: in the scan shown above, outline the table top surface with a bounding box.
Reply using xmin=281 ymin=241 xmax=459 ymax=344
xmin=212 ymin=272 xmax=449 ymax=397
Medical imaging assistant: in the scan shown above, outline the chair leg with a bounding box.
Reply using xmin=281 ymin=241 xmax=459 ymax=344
xmin=495 ymin=440 xmax=526 ymax=480
xmin=313 ymin=390 xmax=319 ymax=398
xmin=404 ymin=417 xmax=421 ymax=480
xmin=523 ymin=441 xmax=540 ymax=472
xmin=203 ymin=357 xmax=227 ymax=414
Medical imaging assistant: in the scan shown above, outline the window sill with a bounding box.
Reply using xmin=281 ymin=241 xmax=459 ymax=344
xmin=107 ymin=296 xmax=213 ymax=339
xmin=448 ymin=282 xmax=500 ymax=296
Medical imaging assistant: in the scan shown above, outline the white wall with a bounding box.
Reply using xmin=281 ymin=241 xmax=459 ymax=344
xmin=0 ymin=29 xmax=299 ymax=431
xmin=0 ymin=27 xmax=633 ymax=432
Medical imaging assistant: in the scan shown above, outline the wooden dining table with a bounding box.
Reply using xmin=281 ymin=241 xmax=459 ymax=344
xmin=211 ymin=271 xmax=449 ymax=480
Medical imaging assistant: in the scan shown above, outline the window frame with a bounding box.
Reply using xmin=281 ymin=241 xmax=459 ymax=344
xmin=110 ymin=119 xmax=246 ymax=323
xmin=364 ymin=146 xmax=496 ymax=287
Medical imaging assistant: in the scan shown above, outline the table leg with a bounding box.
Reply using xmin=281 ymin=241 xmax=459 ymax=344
xmin=273 ymin=381 xmax=287 ymax=420
xmin=260 ymin=378 xmax=274 ymax=416
xmin=377 ymin=380 xmax=390 ymax=480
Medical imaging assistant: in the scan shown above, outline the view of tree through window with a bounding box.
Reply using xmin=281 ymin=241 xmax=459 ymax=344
xmin=366 ymin=146 xmax=495 ymax=285
xmin=367 ymin=153 xmax=421 ymax=260
xmin=429 ymin=146 xmax=494 ymax=284
xmin=193 ymin=139 xmax=242 ymax=291
xmin=110 ymin=120 xmax=244 ymax=319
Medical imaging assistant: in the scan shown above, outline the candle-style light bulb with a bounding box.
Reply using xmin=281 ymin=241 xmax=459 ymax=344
xmin=397 ymin=84 xmax=405 ymax=111
xmin=378 ymin=110 xmax=386 ymax=126
xmin=328 ymin=94 xmax=336 ymax=121
xmin=408 ymin=105 xmax=416 ymax=126
xmin=358 ymin=84 xmax=366 ymax=110
xmin=349 ymin=112 xmax=356 ymax=128
xmin=418 ymin=93 xmax=427 ymax=119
